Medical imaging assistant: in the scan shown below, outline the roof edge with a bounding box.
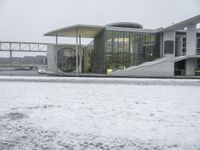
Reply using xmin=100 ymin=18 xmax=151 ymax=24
xmin=160 ymin=14 xmax=200 ymax=32
xmin=44 ymin=24 xmax=105 ymax=37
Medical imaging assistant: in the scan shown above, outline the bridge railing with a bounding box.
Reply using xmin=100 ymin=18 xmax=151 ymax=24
xmin=0 ymin=41 xmax=50 ymax=66
xmin=0 ymin=41 xmax=49 ymax=52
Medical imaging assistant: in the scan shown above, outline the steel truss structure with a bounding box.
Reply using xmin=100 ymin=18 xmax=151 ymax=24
xmin=0 ymin=41 xmax=48 ymax=52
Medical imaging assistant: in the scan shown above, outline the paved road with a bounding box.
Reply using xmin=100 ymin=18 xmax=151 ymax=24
xmin=0 ymin=70 xmax=47 ymax=76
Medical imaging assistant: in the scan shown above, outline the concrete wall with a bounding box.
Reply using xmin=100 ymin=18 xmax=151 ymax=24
xmin=186 ymin=58 xmax=197 ymax=76
xmin=113 ymin=59 xmax=174 ymax=77
xmin=186 ymin=24 xmax=197 ymax=55
xmin=47 ymin=44 xmax=57 ymax=73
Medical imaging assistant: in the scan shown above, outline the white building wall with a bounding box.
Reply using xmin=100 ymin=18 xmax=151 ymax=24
xmin=185 ymin=24 xmax=197 ymax=76
xmin=186 ymin=58 xmax=197 ymax=76
xmin=186 ymin=24 xmax=197 ymax=55
xmin=113 ymin=60 xmax=174 ymax=77
xmin=47 ymin=44 xmax=57 ymax=73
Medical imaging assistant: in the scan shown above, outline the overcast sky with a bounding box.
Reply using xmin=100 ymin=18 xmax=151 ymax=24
xmin=0 ymin=0 xmax=200 ymax=44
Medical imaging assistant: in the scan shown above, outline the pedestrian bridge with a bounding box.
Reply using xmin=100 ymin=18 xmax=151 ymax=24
xmin=0 ymin=41 xmax=48 ymax=52
xmin=0 ymin=41 xmax=49 ymax=68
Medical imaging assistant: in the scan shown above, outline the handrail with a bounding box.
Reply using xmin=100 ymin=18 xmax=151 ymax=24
xmin=0 ymin=41 xmax=52 ymax=52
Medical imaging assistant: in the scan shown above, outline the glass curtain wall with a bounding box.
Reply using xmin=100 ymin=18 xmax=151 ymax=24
xmin=91 ymin=30 xmax=160 ymax=73
xmin=83 ymin=41 xmax=94 ymax=72
xmin=92 ymin=31 xmax=105 ymax=73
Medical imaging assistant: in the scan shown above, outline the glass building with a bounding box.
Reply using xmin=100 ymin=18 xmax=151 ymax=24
xmin=45 ymin=15 xmax=200 ymax=77
xmin=87 ymin=23 xmax=160 ymax=73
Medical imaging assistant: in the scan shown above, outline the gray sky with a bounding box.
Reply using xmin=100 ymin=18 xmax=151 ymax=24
xmin=0 ymin=0 xmax=200 ymax=44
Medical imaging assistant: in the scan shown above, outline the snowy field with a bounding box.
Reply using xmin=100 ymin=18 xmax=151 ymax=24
xmin=0 ymin=77 xmax=200 ymax=150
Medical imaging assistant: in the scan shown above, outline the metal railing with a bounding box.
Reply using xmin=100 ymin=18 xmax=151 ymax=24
xmin=0 ymin=41 xmax=48 ymax=52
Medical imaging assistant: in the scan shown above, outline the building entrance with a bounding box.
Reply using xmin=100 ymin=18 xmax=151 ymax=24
xmin=174 ymin=60 xmax=186 ymax=76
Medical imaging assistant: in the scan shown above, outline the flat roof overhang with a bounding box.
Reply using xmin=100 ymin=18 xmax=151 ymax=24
xmin=44 ymin=25 xmax=105 ymax=76
xmin=160 ymin=14 xmax=200 ymax=32
xmin=44 ymin=24 xmax=105 ymax=38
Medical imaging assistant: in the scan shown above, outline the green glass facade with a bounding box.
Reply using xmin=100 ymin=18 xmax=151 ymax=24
xmin=91 ymin=30 xmax=160 ymax=73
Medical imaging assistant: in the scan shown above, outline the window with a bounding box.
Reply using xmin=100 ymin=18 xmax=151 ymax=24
xmin=182 ymin=37 xmax=186 ymax=48
xmin=197 ymin=38 xmax=200 ymax=55
xmin=182 ymin=37 xmax=186 ymax=55
xmin=197 ymin=38 xmax=200 ymax=49
xmin=57 ymin=48 xmax=77 ymax=72
xmin=164 ymin=40 xmax=174 ymax=54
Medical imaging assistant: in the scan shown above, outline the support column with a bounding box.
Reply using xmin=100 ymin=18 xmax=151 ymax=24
xmin=186 ymin=58 xmax=196 ymax=76
xmin=9 ymin=43 xmax=12 ymax=64
xmin=56 ymin=33 xmax=58 ymax=73
xmin=76 ymin=29 xmax=79 ymax=76
xmin=47 ymin=44 xmax=57 ymax=73
xmin=186 ymin=24 xmax=197 ymax=55
xmin=79 ymin=35 xmax=82 ymax=73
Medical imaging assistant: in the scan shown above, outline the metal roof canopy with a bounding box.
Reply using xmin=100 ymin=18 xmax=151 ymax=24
xmin=161 ymin=14 xmax=200 ymax=32
xmin=44 ymin=24 xmax=104 ymax=38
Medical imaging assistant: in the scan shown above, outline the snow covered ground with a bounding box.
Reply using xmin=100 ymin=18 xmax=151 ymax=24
xmin=0 ymin=77 xmax=200 ymax=150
